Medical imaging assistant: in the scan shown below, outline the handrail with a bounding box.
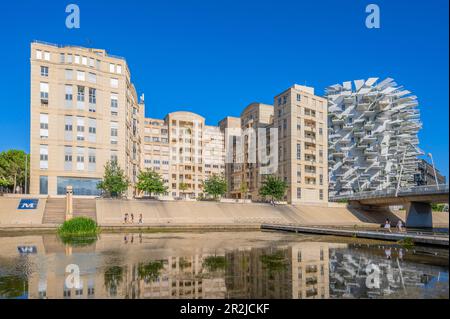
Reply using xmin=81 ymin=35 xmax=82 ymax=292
xmin=330 ymin=184 xmax=449 ymax=201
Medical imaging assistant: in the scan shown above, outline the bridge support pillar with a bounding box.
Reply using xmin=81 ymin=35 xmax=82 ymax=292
xmin=405 ymin=202 xmax=433 ymax=228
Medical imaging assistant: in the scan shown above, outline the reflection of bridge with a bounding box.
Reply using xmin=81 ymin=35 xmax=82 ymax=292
xmin=330 ymin=185 xmax=449 ymax=228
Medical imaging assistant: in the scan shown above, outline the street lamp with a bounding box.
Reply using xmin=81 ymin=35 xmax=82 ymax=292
xmin=427 ymin=153 xmax=440 ymax=190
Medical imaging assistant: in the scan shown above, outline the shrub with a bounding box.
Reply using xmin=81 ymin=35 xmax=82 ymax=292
xmin=58 ymin=217 xmax=99 ymax=237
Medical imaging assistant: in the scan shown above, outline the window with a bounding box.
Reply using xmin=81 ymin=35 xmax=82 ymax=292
xmin=66 ymin=54 xmax=73 ymax=63
xmin=82 ymin=56 xmax=87 ymax=65
xmin=65 ymin=69 xmax=73 ymax=80
xmin=39 ymin=176 xmax=48 ymax=195
xmin=109 ymin=63 xmax=115 ymax=73
xmin=44 ymin=52 xmax=50 ymax=61
xmin=77 ymin=86 xmax=85 ymax=102
xmin=40 ymin=82 xmax=49 ymax=104
xmin=110 ymin=151 xmax=118 ymax=163
xmin=40 ymin=113 xmax=49 ymax=139
xmin=110 ymin=78 xmax=119 ymax=88
xmin=36 ymin=50 xmax=42 ymax=59
xmin=89 ymin=88 xmax=96 ymax=104
xmin=116 ymin=65 xmax=122 ymax=74
xmin=319 ymin=174 xmax=323 ymax=185
xmin=74 ymin=55 xmax=80 ymax=64
xmin=88 ymin=73 xmax=96 ymax=83
xmin=88 ymin=127 xmax=96 ymax=134
xmin=40 ymin=66 xmax=48 ymax=77
xmin=297 ymin=187 xmax=301 ymax=199
xmin=65 ymin=85 xmax=73 ymax=102
xmin=77 ymin=71 xmax=85 ymax=81
xmin=60 ymin=53 xmax=65 ymax=63
xmin=296 ymin=144 xmax=301 ymax=160
xmin=57 ymin=177 xmax=102 ymax=196
xmin=297 ymin=94 xmax=301 ymax=102
xmin=40 ymin=145 xmax=48 ymax=169
xmin=319 ymin=189 xmax=324 ymax=200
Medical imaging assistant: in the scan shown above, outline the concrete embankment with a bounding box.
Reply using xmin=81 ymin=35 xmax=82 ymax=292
xmin=0 ymin=196 xmax=448 ymax=229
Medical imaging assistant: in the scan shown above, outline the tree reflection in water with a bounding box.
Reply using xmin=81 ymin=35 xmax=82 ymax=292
xmin=137 ymin=261 xmax=164 ymax=283
xmin=0 ymin=275 xmax=28 ymax=298
xmin=260 ymin=250 xmax=288 ymax=278
xmin=104 ymin=266 xmax=124 ymax=297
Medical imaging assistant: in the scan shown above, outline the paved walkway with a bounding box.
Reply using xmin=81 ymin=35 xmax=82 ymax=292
xmin=261 ymin=224 xmax=449 ymax=247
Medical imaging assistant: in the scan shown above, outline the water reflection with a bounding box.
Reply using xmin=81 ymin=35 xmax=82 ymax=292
xmin=0 ymin=232 xmax=447 ymax=299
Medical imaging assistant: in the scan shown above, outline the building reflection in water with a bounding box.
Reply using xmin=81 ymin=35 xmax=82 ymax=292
xmin=0 ymin=234 xmax=447 ymax=299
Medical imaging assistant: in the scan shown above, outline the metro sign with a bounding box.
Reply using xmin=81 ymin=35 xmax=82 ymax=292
xmin=17 ymin=246 xmax=37 ymax=254
xmin=17 ymin=199 xmax=39 ymax=210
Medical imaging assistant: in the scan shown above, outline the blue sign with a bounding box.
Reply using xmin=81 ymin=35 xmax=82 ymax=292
xmin=17 ymin=246 xmax=37 ymax=254
xmin=17 ymin=199 xmax=39 ymax=210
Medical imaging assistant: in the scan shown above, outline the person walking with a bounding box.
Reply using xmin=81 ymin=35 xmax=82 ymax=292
xmin=130 ymin=213 xmax=134 ymax=224
xmin=384 ymin=218 xmax=391 ymax=233
xmin=124 ymin=213 xmax=129 ymax=224
xmin=397 ymin=220 xmax=404 ymax=232
xmin=139 ymin=213 xmax=143 ymax=224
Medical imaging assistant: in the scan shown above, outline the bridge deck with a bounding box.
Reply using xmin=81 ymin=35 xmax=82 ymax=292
xmin=261 ymin=224 xmax=449 ymax=247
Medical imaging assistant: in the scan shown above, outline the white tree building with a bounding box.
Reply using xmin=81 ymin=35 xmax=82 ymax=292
xmin=326 ymin=78 xmax=422 ymax=196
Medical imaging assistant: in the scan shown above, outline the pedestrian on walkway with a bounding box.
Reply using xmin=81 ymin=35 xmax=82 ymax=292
xmin=130 ymin=213 xmax=134 ymax=224
xmin=124 ymin=213 xmax=129 ymax=224
xmin=397 ymin=220 xmax=404 ymax=232
xmin=139 ymin=213 xmax=143 ymax=224
xmin=384 ymin=218 xmax=391 ymax=232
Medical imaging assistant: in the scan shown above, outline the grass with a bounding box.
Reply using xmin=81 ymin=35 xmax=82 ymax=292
xmin=58 ymin=217 xmax=99 ymax=237
xmin=397 ymin=237 xmax=415 ymax=249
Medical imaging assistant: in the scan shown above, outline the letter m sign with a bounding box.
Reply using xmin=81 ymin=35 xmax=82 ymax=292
xmin=18 ymin=199 xmax=39 ymax=210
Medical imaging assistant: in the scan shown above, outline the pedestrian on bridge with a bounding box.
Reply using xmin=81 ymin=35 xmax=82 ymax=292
xmin=384 ymin=219 xmax=392 ymax=232
xmin=397 ymin=220 xmax=404 ymax=232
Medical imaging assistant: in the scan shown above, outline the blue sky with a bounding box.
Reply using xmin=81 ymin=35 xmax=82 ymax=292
xmin=0 ymin=0 xmax=448 ymax=178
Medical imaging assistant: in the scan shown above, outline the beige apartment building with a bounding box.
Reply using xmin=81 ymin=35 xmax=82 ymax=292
xmin=223 ymin=85 xmax=328 ymax=204
xmin=30 ymin=41 xmax=144 ymax=197
xmin=274 ymin=84 xmax=328 ymax=204
xmin=143 ymin=111 xmax=225 ymax=199
xmin=29 ymin=42 xmax=327 ymax=204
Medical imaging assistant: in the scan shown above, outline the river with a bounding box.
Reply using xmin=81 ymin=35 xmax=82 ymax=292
xmin=0 ymin=231 xmax=448 ymax=299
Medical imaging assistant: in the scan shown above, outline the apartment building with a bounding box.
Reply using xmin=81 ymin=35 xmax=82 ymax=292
xmin=414 ymin=159 xmax=446 ymax=186
xmin=218 ymin=116 xmax=241 ymax=198
xmin=274 ymin=85 xmax=328 ymax=204
xmin=222 ymin=85 xmax=328 ymax=204
xmin=326 ymin=78 xmax=422 ymax=196
xmin=142 ymin=112 xmax=225 ymax=199
xmin=231 ymin=103 xmax=274 ymax=199
xmin=30 ymin=41 xmax=144 ymax=197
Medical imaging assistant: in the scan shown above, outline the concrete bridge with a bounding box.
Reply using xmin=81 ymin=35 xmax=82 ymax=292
xmin=330 ymin=184 xmax=449 ymax=228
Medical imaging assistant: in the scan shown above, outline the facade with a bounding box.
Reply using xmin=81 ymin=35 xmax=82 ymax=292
xmin=29 ymin=42 xmax=328 ymax=204
xmin=414 ymin=159 xmax=447 ymax=186
xmin=223 ymin=85 xmax=329 ymax=205
xmin=30 ymin=41 xmax=144 ymax=197
xmin=229 ymin=103 xmax=274 ymax=200
xmin=274 ymin=85 xmax=329 ymax=204
xmin=326 ymin=78 xmax=422 ymax=196
xmin=218 ymin=116 xmax=241 ymax=198
xmin=142 ymin=112 xmax=225 ymax=199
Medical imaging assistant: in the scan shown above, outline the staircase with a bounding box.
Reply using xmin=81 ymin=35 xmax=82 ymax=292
xmin=73 ymin=198 xmax=97 ymax=221
xmin=42 ymin=198 xmax=97 ymax=225
xmin=42 ymin=198 xmax=66 ymax=224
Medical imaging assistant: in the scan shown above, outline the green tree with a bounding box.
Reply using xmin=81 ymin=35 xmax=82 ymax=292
xmin=259 ymin=175 xmax=288 ymax=203
xmin=203 ymin=174 xmax=227 ymax=200
xmin=136 ymin=169 xmax=167 ymax=197
xmin=179 ymin=182 xmax=189 ymax=198
xmin=97 ymin=161 xmax=129 ymax=198
xmin=0 ymin=150 xmax=29 ymax=193
xmin=240 ymin=181 xmax=249 ymax=199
